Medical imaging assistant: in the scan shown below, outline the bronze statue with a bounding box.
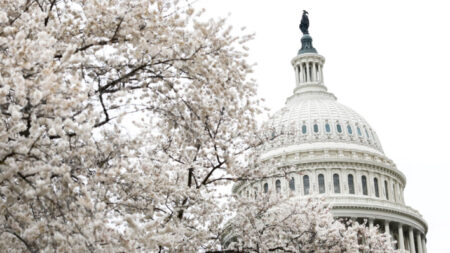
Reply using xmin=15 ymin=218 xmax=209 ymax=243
xmin=297 ymin=10 xmax=317 ymax=54
xmin=299 ymin=10 xmax=309 ymax=35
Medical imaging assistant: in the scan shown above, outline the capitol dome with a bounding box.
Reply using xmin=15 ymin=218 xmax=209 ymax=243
xmin=264 ymin=78 xmax=383 ymax=155
xmin=234 ymin=19 xmax=428 ymax=252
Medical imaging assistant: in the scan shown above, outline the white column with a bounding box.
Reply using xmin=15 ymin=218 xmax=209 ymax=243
xmin=298 ymin=173 xmax=302 ymax=194
xmin=355 ymin=171 xmax=361 ymax=195
xmin=369 ymin=219 xmax=374 ymax=229
xmin=416 ymin=233 xmax=423 ymax=253
xmin=398 ymin=224 xmax=405 ymax=250
xmin=320 ymin=64 xmax=324 ymax=83
xmin=312 ymin=62 xmax=317 ymax=82
xmin=384 ymin=220 xmax=390 ymax=237
xmin=271 ymin=178 xmax=275 ymax=197
xmin=392 ymin=182 xmax=397 ymax=202
xmin=305 ymin=62 xmax=310 ymax=82
xmin=409 ymin=228 xmax=416 ymax=253
xmin=395 ymin=183 xmax=400 ymax=202
xmin=298 ymin=65 xmax=303 ymax=83
xmin=295 ymin=65 xmax=300 ymax=84
xmin=302 ymin=63 xmax=306 ymax=83
xmin=318 ymin=64 xmax=322 ymax=83
xmin=317 ymin=63 xmax=320 ymax=82
xmin=299 ymin=65 xmax=303 ymax=84
xmin=316 ymin=64 xmax=320 ymax=83
xmin=368 ymin=172 xmax=373 ymax=196
xmin=422 ymin=237 xmax=427 ymax=253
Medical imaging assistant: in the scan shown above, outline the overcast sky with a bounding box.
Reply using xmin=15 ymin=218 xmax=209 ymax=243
xmin=195 ymin=0 xmax=450 ymax=252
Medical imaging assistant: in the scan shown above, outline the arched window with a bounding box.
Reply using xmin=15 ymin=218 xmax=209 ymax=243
xmin=303 ymin=175 xmax=310 ymax=195
xmin=333 ymin=174 xmax=340 ymax=193
xmin=348 ymin=174 xmax=355 ymax=194
xmin=302 ymin=125 xmax=307 ymax=134
xmin=313 ymin=124 xmax=319 ymax=133
xmin=384 ymin=180 xmax=389 ymax=200
xmin=374 ymin=178 xmax=380 ymax=197
xmin=347 ymin=125 xmax=353 ymax=135
xmin=362 ymin=176 xmax=368 ymax=195
xmin=264 ymin=183 xmax=269 ymax=194
xmin=336 ymin=124 xmax=342 ymax=133
xmin=365 ymin=128 xmax=370 ymax=139
xmin=325 ymin=123 xmax=331 ymax=133
xmin=289 ymin=177 xmax=295 ymax=191
xmin=357 ymin=127 xmax=362 ymax=136
xmin=318 ymin=174 xmax=325 ymax=194
xmin=275 ymin=180 xmax=281 ymax=193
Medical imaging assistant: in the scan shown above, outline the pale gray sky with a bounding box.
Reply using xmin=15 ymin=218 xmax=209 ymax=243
xmin=196 ymin=1 xmax=450 ymax=252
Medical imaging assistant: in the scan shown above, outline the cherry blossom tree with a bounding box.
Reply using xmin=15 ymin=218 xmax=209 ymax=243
xmin=225 ymin=196 xmax=399 ymax=253
xmin=0 ymin=0 xmax=399 ymax=252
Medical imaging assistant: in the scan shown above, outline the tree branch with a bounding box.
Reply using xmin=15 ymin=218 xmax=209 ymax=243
xmin=94 ymin=91 xmax=109 ymax=128
xmin=4 ymin=229 xmax=37 ymax=253
xmin=44 ymin=0 xmax=56 ymax=26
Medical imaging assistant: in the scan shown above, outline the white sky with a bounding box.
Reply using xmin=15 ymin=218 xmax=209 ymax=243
xmin=195 ymin=1 xmax=450 ymax=252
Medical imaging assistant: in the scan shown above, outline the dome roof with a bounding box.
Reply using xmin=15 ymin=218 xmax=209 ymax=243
xmin=264 ymin=91 xmax=383 ymax=154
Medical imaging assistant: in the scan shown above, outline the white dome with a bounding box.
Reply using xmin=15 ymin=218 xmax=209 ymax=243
xmin=263 ymin=86 xmax=384 ymax=155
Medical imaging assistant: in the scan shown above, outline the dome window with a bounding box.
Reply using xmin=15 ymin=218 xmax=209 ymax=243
xmin=365 ymin=128 xmax=370 ymax=139
xmin=357 ymin=127 xmax=362 ymax=136
xmin=313 ymin=124 xmax=319 ymax=133
xmin=336 ymin=124 xmax=342 ymax=133
xmin=374 ymin=178 xmax=380 ymax=197
xmin=303 ymin=175 xmax=310 ymax=195
xmin=289 ymin=177 xmax=295 ymax=191
xmin=275 ymin=180 xmax=281 ymax=193
xmin=362 ymin=176 xmax=368 ymax=196
xmin=302 ymin=125 xmax=307 ymax=134
xmin=264 ymin=183 xmax=269 ymax=193
xmin=333 ymin=174 xmax=341 ymax=193
xmin=347 ymin=125 xmax=353 ymax=135
xmin=348 ymin=174 xmax=355 ymax=194
xmin=325 ymin=123 xmax=331 ymax=133
xmin=318 ymin=174 xmax=325 ymax=194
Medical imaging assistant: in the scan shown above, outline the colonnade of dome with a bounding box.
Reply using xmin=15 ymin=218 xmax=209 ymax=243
xmin=237 ymin=166 xmax=405 ymax=205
